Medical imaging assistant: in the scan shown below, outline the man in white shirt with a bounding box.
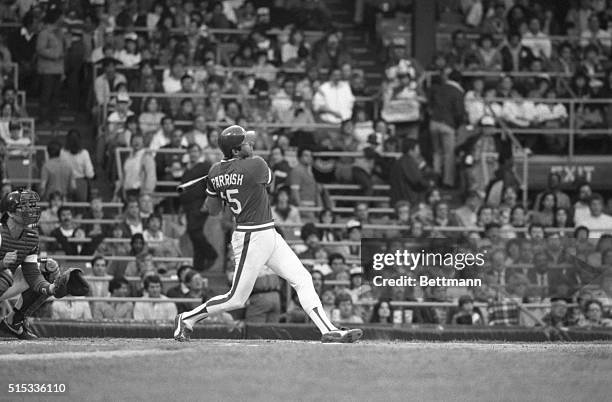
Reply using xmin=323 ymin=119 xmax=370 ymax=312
xmin=575 ymin=193 xmax=612 ymax=239
xmin=521 ymin=17 xmax=552 ymax=60
xmin=51 ymin=298 xmax=93 ymax=320
xmin=133 ymin=275 xmax=177 ymax=320
xmin=313 ymin=68 xmax=355 ymax=124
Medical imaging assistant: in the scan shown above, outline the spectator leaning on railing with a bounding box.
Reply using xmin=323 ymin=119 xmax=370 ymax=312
xmin=133 ymin=274 xmax=177 ymax=321
xmin=92 ymin=277 xmax=134 ymax=320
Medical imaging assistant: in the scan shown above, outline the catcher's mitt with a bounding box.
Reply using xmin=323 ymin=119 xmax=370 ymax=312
xmin=53 ymin=268 xmax=90 ymax=298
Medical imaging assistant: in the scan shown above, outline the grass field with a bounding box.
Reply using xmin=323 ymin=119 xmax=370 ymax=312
xmin=0 ymin=338 xmax=611 ymax=402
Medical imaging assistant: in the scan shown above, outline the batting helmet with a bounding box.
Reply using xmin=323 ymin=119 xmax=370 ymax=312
xmin=218 ymin=125 xmax=255 ymax=158
xmin=0 ymin=189 xmax=41 ymax=226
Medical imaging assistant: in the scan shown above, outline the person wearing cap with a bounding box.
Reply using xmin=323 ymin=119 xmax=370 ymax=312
xmin=107 ymin=92 xmax=135 ymax=138
xmin=36 ymin=6 xmax=68 ymax=127
xmin=450 ymin=295 xmax=484 ymax=325
xmin=116 ymin=32 xmax=142 ymax=67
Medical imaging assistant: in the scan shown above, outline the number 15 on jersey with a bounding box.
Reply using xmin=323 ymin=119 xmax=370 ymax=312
xmin=219 ymin=189 xmax=242 ymax=214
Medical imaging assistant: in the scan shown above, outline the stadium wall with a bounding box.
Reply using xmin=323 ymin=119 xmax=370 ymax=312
xmin=7 ymin=321 xmax=612 ymax=342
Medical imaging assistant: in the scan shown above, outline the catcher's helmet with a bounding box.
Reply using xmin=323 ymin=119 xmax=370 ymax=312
xmin=0 ymin=189 xmax=41 ymax=226
xmin=218 ymin=125 xmax=255 ymax=158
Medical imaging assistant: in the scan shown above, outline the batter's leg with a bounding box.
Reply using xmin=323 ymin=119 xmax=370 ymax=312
xmin=266 ymin=232 xmax=338 ymax=335
xmin=180 ymin=230 xmax=268 ymax=329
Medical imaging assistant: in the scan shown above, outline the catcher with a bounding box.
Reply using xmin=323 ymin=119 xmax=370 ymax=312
xmin=0 ymin=189 xmax=89 ymax=339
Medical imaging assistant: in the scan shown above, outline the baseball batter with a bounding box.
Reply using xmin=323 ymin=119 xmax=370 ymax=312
xmin=174 ymin=125 xmax=362 ymax=343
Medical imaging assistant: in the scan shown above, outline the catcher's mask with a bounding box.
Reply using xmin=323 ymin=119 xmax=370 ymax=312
xmin=0 ymin=189 xmax=41 ymax=226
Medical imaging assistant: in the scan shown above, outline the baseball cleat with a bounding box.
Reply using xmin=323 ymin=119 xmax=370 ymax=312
xmin=0 ymin=318 xmax=38 ymax=340
xmin=173 ymin=314 xmax=193 ymax=342
xmin=321 ymin=328 xmax=363 ymax=343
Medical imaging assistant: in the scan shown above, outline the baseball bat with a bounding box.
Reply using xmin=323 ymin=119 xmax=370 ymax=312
xmin=177 ymin=175 xmax=208 ymax=193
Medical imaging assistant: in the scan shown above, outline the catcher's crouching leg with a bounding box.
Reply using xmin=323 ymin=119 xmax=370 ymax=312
xmin=4 ymin=261 xmax=90 ymax=339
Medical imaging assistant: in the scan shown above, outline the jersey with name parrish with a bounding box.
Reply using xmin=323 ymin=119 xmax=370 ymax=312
xmin=206 ymin=156 xmax=273 ymax=226
xmin=0 ymin=224 xmax=39 ymax=273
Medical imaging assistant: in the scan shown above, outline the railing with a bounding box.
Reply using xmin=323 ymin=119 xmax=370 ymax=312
xmin=113 ymin=147 xmax=400 ymax=189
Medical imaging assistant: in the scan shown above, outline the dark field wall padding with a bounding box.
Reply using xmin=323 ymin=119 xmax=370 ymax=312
xmin=1 ymin=320 xmax=609 ymax=342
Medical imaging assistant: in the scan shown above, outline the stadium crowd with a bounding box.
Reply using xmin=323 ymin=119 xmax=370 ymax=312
xmin=0 ymin=0 xmax=611 ymax=330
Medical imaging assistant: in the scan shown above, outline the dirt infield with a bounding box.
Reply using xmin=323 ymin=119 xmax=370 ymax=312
xmin=0 ymin=339 xmax=610 ymax=402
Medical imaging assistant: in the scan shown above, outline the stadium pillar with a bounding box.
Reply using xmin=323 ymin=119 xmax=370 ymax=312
xmin=412 ymin=0 xmax=436 ymax=66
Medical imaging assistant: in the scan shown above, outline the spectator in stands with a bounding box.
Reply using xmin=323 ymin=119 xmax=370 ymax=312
xmin=413 ymin=286 xmax=450 ymax=324
xmin=115 ymin=133 xmax=157 ymax=201
xmin=446 ymin=30 xmax=470 ymax=70
xmin=39 ymin=190 xmax=62 ymax=236
xmin=450 ymin=295 xmax=484 ymax=325
xmin=312 ymin=67 xmax=354 ymax=124
xmin=138 ymin=97 xmax=165 ymax=137
xmin=155 ymin=128 xmax=187 ymax=207
xmin=116 ymin=32 xmax=141 ymax=67
xmin=500 ymin=31 xmax=534 ymax=72
xmin=133 ymin=275 xmax=177 ymax=321
xmin=107 ymin=92 xmax=135 ymax=142
xmin=533 ymin=172 xmax=571 ymax=214
xmin=344 ymin=220 xmax=362 ymax=258
xmin=82 ymin=195 xmax=108 ymax=238
xmin=125 ymin=249 xmax=156 ymax=278
xmin=179 ymin=143 xmax=217 ymax=271
xmin=150 ymin=116 xmax=185 ymax=150
xmin=272 ymin=186 xmax=301 ymax=238
xmin=429 ymin=69 xmax=464 ymax=188
xmin=166 ymin=265 xmax=193 ymax=300
xmin=49 ymin=206 xmax=88 ymax=255
xmin=580 ymin=14 xmax=611 ymax=54
xmin=246 ymin=265 xmax=282 ymax=323
xmin=40 ymin=140 xmax=75 ymax=201
xmin=475 ymin=34 xmax=502 ymax=71
xmin=370 ymin=298 xmax=393 ymax=324
xmin=61 ymin=129 xmax=95 ymax=202
xmin=482 ymin=2 xmax=508 ymax=36
xmin=36 ymin=6 xmax=66 ymax=127
xmin=389 ymin=139 xmax=431 ymax=206
xmin=541 ymin=297 xmax=574 ymax=328
xmin=530 ymin=191 xmax=557 ymax=227
xmin=553 ymin=207 xmax=573 ymax=231
xmin=289 ymin=147 xmax=321 ymax=209
xmin=333 ymin=292 xmax=363 ymax=324
xmin=94 ymin=58 xmax=126 ymax=115
xmin=8 ymin=11 xmax=37 ymax=91
xmin=119 ymin=198 xmax=143 ymax=236
xmin=574 ymin=182 xmax=593 ymax=223
xmin=454 ymin=191 xmax=482 ymax=227
xmin=138 ymin=194 xmax=155 ymax=220
xmin=92 ymin=277 xmax=134 ymax=320
xmin=2 ymin=86 xmax=26 ymax=117
xmin=89 ymin=256 xmax=111 ymax=298
xmin=51 ymin=296 xmax=92 ymax=320
xmin=268 ymin=145 xmax=290 ymax=193
xmin=175 ymin=270 xmax=210 ymax=315
xmin=575 ymin=193 xmax=612 ymax=239
xmin=298 ymin=222 xmax=322 ymax=260
xmin=578 ymin=299 xmax=612 ymax=327
xmin=510 ymin=205 xmax=527 ymax=230
xmin=521 ymin=17 xmax=552 ymax=60
xmin=313 ymin=31 xmax=350 ymax=70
